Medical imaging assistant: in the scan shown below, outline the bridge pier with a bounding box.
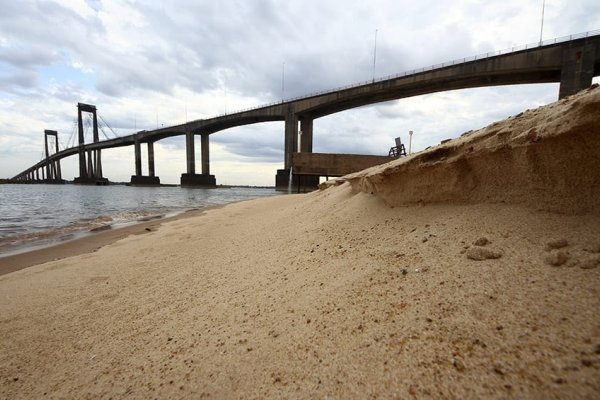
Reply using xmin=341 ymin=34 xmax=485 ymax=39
xmin=284 ymin=113 xmax=299 ymax=170
xmin=148 ymin=142 xmax=156 ymax=178
xmin=181 ymin=132 xmax=216 ymax=187
xmin=277 ymin=114 xmax=319 ymax=192
xmin=74 ymin=103 xmax=108 ymax=185
xmin=130 ymin=139 xmax=161 ymax=186
xmin=559 ymin=41 xmax=597 ymax=99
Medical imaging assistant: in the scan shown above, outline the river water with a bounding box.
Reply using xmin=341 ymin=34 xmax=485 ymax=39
xmin=0 ymin=184 xmax=280 ymax=256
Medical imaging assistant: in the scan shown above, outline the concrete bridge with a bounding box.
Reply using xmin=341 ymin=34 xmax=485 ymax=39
xmin=11 ymin=30 xmax=600 ymax=189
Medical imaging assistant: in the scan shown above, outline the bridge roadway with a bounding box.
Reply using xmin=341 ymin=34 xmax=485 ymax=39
xmin=12 ymin=31 xmax=600 ymax=188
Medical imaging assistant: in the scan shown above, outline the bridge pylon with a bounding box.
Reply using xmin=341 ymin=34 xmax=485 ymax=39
xmin=43 ymin=130 xmax=64 ymax=183
xmin=74 ymin=103 xmax=108 ymax=185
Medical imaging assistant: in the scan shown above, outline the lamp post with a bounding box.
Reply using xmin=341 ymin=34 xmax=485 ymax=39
xmin=372 ymin=29 xmax=378 ymax=83
xmin=281 ymin=61 xmax=285 ymax=102
xmin=409 ymin=130 xmax=413 ymax=155
xmin=539 ymin=0 xmax=546 ymax=45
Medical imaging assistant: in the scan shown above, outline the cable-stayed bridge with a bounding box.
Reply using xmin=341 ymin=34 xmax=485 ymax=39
xmin=10 ymin=31 xmax=600 ymax=190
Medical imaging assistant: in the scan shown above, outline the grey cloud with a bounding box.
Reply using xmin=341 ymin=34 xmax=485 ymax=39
xmin=549 ymin=1 xmax=600 ymax=35
xmin=0 ymin=45 xmax=58 ymax=68
xmin=0 ymin=0 xmax=106 ymax=96
xmin=0 ymin=1 xmax=105 ymax=50
xmin=0 ymin=69 xmax=38 ymax=91
xmin=375 ymin=104 xmax=425 ymax=120
xmin=212 ymin=126 xmax=284 ymax=162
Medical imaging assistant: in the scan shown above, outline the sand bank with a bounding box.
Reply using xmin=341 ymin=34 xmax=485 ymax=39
xmin=1 ymin=87 xmax=599 ymax=399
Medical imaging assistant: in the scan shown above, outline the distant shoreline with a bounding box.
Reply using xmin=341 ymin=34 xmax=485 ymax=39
xmin=0 ymin=180 xmax=276 ymax=189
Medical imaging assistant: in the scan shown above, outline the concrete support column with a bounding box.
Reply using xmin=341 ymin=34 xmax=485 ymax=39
xmin=201 ymin=133 xmax=210 ymax=175
xmin=186 ymin=131 xmax=196 ymax=174
xmin=299 ymin=117 xmax=313 ymax=153
xmin=130 ymin=140 xmax=160 ymax=186
xmin=87 ymin=150 xmax=94 ymax=178
xmin=55 ymin=135 xmax=61 ymax=180
xmin=95 ymin=149 xmax=102 ymax=178
xmin=92 ymin=110 xmax=101 ymax=178
xmin=284 ymin=113 xmax=299 ymax=169
xmin=44 ymin=133 xmax=51 ymax=179
xmin=559 ymin=42 xmax=596 ymax=99
xmin=181 ymin=130 xmax=215 ymax=187
xmin=148 ymin=142 xmax=155 ymax=177
xmin=134 ymin=139 xmax=142 ymax=176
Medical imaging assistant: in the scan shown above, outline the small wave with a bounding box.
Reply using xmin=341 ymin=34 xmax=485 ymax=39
xmin=136 ymin=214 xmax=164 ymax=222
xmin=77 ymin=215 xmax=113 ymax=224
xmin=0 ymin=217 xmax=27 ymax=223
xmin=90 ymin=224 xmax=112 ymax=232
xmin=0 ymin=225 xmax=27 ymax=234
xmin=0 ymin=230 xmax=27 ymax=239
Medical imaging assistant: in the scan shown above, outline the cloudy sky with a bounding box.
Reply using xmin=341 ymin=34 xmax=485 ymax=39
xmin=1 ymin=0 xmax=599 ymax=185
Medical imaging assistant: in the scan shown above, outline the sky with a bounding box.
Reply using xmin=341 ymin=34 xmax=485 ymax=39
xmin=1 ymin=0 xmax=599 ymax=185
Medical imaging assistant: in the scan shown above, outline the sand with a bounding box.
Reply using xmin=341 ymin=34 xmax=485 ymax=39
xmin=1 ymin=87 xmax=599 ymax=399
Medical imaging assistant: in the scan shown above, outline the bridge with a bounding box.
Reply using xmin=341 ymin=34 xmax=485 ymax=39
xmin=10 ymin=30 xmax=600 ymax=189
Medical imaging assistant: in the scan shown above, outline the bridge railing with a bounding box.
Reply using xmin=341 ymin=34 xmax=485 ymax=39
xmin=209 ymin=29 xmax=600 ymax=118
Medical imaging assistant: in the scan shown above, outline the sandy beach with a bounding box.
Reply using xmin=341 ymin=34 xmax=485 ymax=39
xmin=1 ymin=86 xmax=599 ymax=399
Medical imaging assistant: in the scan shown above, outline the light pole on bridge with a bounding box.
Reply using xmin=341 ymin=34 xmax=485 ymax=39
xmin=281 ymin=61 xmax=285 ymax=102
xmin=372 ymin=29 xmax=378 ymax=83
xmin=539 ymin=0 xmax=546 ymax=45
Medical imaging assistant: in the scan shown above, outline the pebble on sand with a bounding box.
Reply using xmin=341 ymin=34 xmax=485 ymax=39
xmin=473 ymin=237 xmax=490 ymax=246
xmin=545 ymin=239 xmax=569 ymax=251
xmin=544 ymin=251 xmax=569 ymax=267
xmin=578 ymin=255 xmax=600 ymax=270
xmin=466 ymin=247 xmax=502 ymax=261
xmin=584 ymin=243 xmax=600 ymax=254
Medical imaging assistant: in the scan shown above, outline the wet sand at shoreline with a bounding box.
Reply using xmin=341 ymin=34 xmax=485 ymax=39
xmin=0 ymin=208 xmax=221 ymax=276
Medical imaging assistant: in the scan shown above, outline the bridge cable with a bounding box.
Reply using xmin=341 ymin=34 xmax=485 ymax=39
xmin=56 ymin=135 xmax=64 ymax=154
xmin=97 ymin=115 xmax=112 ymax=140
xmin=98 ymin=125 xmax=111 ymax=141
xmin=98 ymin=115 xmax=119 ymax=139
xmin=84 ymin=115 xmax=93 ymax=143
xmin=65 ymin=118 xmax=78 ymax=149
